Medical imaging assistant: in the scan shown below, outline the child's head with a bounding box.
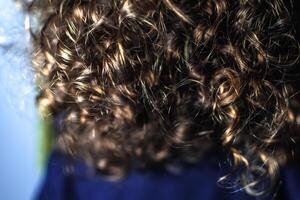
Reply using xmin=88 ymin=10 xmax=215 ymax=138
xmin=32 ymin=0 xmax=300 ymax=196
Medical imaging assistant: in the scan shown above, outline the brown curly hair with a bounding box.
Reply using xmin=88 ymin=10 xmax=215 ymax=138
xmin=31 ymin=0 xmax=300 ymax=196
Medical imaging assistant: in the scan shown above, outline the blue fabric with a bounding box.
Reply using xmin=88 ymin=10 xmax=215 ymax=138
xmin=36 ymin=151 xmax=300 ymax=200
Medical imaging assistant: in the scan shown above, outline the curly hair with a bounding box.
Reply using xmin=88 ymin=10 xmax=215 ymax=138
xmin=31 ymin=0 xmax=300 ymax=196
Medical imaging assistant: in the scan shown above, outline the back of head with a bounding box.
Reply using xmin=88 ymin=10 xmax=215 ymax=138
xmin=31 ymin=0 xmax=300 ymax=196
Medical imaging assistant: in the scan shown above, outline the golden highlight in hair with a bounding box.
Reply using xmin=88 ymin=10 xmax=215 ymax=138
xmin=31 ymin=0 xmax=300 ymax=196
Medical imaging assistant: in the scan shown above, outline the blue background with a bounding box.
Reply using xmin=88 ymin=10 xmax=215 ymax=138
xmin=0 ymin=0 xmax=41 ymax=199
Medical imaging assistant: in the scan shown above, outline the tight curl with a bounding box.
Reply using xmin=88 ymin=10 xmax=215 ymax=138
xmin=32 ymin=0 xmax=300 ymax=196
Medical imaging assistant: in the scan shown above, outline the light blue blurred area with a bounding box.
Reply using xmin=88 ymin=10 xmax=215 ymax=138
xmin=0 ymin=0 xmax=42 ymax=199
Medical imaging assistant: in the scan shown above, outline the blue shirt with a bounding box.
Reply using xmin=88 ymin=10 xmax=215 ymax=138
xmin=36 ymin=150 xmax=300 ymax=200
